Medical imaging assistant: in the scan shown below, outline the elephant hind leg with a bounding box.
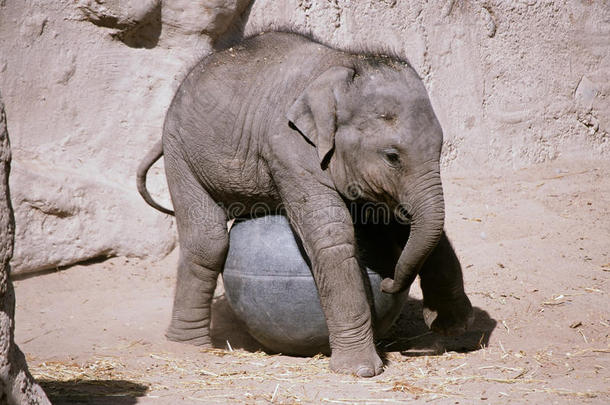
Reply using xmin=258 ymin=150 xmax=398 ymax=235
xmin=164 ymin=149 xmax=229 ymax=346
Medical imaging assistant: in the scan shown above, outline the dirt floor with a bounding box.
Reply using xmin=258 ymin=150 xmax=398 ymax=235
xmin=14 ymin=159 xmax=609 ymax=404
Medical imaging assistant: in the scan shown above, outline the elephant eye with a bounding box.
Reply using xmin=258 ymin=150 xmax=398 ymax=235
xmin=381 ymin=149 xmax=401 ymax=168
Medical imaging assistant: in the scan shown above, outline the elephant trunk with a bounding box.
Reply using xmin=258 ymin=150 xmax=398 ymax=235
xmin=381 ymin=169 xmax=445 ymax=294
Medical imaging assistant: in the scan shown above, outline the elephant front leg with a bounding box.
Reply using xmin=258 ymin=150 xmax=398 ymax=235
xmin=419 ymin=232 xmax=474 ymax=336
xmin=282 ymin=194 xmax=383 ymax=377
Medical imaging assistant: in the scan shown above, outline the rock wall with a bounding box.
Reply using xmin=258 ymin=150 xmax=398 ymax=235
xmin=0 ymin=0 xmax=608 ymax=274
xmin=0 ymin=0 xmax=248 ymax=273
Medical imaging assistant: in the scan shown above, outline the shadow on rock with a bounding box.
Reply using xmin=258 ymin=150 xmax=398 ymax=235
xmin=115 ymin=3 xmax=162 ymax=49
xmin=380 ymin=298 xmax=497 ymax=355
xmin=38 ymin=379 xmax=148 ymax=405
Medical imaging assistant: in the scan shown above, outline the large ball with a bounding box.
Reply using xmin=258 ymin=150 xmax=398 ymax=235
xmin=222 ymin=215 xmax=408 ymax=356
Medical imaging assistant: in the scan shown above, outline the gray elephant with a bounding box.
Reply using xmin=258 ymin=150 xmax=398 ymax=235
xmin=137 ymin=31 xmax=474 ymax=377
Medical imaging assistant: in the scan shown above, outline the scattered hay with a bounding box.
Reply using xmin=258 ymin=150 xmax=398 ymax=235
xmin=518 ymin=387 xmax=603 ymax=398
xmin=321 ymin=398 xmax=414 ymax=404
xmin=31 ymin=357 xmax=134 ymax=382
xmin=26 ymin=343 xmax=609 ymax=403
xmin=390 ymin=381 xmax=435 ymax=395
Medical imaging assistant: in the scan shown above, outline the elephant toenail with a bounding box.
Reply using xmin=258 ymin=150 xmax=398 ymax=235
xmin=356 ymin=366 xmax=375 ymax=378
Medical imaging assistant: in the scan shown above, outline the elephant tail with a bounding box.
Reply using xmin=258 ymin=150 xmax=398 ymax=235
xmin=137 ymin=140 xmax=175 ymax=216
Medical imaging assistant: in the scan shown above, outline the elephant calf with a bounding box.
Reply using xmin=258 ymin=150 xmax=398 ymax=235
xmin=137 ymin=31 xmax=474 ymax=377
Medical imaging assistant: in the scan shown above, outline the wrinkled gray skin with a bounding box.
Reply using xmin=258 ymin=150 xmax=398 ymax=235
xmin=138 ymin=32 xmax=474 ymax=377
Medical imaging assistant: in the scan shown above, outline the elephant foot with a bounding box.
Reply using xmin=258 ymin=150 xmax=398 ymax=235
xmin=423 ymin=291 xmax=474 ymax=337
xmin=330 ymin=346 xmax=384 ymax=377
xmin=166 ymin=318 xmax=212 ymax=346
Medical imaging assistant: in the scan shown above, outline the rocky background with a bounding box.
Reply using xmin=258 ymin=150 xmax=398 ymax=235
xmin=0 ymin=0 xmax=608 ymax=275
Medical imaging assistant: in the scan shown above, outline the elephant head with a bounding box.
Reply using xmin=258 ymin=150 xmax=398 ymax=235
xmin=287 ymin=58 xmax=445 ymax=294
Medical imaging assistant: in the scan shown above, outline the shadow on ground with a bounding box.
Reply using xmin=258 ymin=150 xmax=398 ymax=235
xmin=210 ymin=294 xmax=497 ymax=357
xmin=210 ymin=295 xmax=265 ymax=352
xmin=38 ymin=379 xmax=148 ymax=405
xmin=381 ymin=298 xmax=497 ymax=355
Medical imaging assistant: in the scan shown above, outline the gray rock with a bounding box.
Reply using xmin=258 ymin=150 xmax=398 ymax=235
xmin=78 ymin=0 xmax=160 ymax=31
xmin=10 ymin=162 xmax=176 ymax=273
xmin=0 ymin=93 xmax=50 ymax=404
xmin=162 ymin=0 xmax=250 ymax=39
xmin=575 ymin=76 xmax=598 ymax=108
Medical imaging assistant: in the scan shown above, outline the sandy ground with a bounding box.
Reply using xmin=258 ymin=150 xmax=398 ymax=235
xmin=14 ymin=159 xmax=609 ymax=404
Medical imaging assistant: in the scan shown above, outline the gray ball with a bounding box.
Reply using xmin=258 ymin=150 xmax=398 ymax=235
xmin=223 ymin=215 xmax=408 ymax=356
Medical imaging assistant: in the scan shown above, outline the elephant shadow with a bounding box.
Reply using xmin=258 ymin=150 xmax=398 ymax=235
xmin=210 ymin=294 xmax=497 ymax=356
xmin=210 ymin=294 xmax=266 ymax=352
xmin=380 ymin=299 xmax=496 ymax=355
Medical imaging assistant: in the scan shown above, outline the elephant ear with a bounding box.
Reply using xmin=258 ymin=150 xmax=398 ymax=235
xmin=286 ymin=66 xmax=354 ymax=170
